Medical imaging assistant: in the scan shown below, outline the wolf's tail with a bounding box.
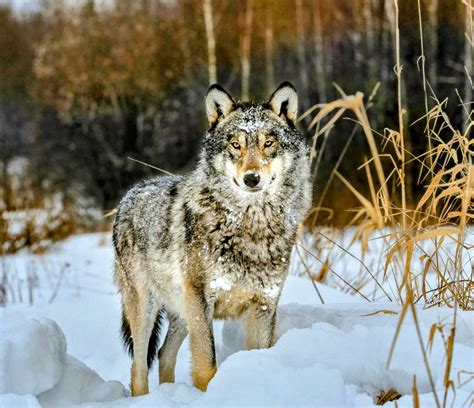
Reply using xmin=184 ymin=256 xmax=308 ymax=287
xmin=121 ymin=310 xmax=164 ymax=369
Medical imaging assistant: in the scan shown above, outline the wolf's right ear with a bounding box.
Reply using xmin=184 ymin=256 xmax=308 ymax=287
xmin=205 ymin=84 xmax=235 ymax=127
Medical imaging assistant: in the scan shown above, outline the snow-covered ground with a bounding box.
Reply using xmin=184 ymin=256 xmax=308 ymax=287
xmin=1 ymin=232 xmax=473 ymax=407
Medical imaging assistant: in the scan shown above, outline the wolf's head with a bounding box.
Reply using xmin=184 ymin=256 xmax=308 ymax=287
xmin=202 ymin=82 xmax=308 ymax=195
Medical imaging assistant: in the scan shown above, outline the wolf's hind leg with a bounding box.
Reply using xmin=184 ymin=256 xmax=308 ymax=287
xmin=158 ymin=314 xmax=187 ymax=384
xmin=245 ymin=300 xmax=277 ymax=349
xmin=123 ymin=288 xmax=159 ymax=396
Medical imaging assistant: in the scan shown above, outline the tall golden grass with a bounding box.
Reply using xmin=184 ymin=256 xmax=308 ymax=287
xmin=299 ymin=0 xmax=473 ymax=406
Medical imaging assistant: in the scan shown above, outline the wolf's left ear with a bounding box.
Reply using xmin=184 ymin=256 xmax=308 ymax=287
xmin=206 ymin=84 xmax=235 ymax=127
xmin=268 ymin=82 xmax=298 ymax=122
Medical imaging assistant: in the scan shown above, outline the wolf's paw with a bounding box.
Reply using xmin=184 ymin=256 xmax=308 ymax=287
xmin=193 ymin=365 xmax=217 ymax=392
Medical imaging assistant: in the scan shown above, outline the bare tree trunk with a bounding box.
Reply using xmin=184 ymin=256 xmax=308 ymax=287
xmin=427 ymin=0 xmax=439 ymax=90
xmin=178 ymin=1 xmax=192 ymax=80
xmin=203 ymin=0 xmax=217 ymax=85
xmin=463 ymin=0 xmax=473 ymax=133
xmin=264 ymin=2 xmax=275 ymax=95
xmin=363 ymin=0 xmax=376 ymax=79
xmin=312 ymin=0 xmax=326 ymax=103
xmin=382 ymin=0 xmax=396 ymax=87
xmin=240 ymin=0 xmax=254 ymax=100
xmin=351 ymin=0 xmax=364 ymax=70
xmin=393 ymin=0 xmax=413 ymax=207
xmin=1 ymin=158 xmax=13 ymax=211
xmin=295 ymin=0 xmax=309 ymax=107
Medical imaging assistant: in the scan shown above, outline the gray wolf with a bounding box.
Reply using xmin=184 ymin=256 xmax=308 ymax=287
xmin=113 ymin=82 xmax=312 ymax=396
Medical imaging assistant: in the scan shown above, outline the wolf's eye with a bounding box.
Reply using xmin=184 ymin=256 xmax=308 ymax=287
xmin=230 ymin=141 xmax=241 ymax=150
xmin=264 ymin=140 xmax=274 ymax=148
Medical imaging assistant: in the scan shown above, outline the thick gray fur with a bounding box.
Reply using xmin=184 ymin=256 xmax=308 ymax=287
xmin=113 ymin=82 xmax=312 ymax=394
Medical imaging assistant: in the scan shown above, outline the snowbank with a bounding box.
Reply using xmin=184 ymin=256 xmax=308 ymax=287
xmin=94 ymin=301 xmax=473 ymax=407
xmin=0 ymin=393 xmax=41 ymax=408
xmin=1 ymin=233 xmax=473 ymax=407
xmin=0 ymin=310 xmax=66 ymax=395
xmin=213 ymin=303 xmax=474 ymax=406
xmin=0 ymin=310 xmax=126 ymax=407
xmin=202 ymin=349 xmax=347 ymax=407
xmin=37 ymin=355 xmax=126 ymax=407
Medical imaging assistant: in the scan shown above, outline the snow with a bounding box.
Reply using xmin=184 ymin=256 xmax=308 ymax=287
xmin=202 ymin=352 xmax=347 ymax=407
xmin=1 ymin=232 xmax=473 ymax=407
xmin=219 ymin=303 xmax=473 ymax=403
xmin=0 ymin=311 xmax=66 ymax=395
xmin=209 ymin=277 xmax=232 ymax=291
xmin=37 ymin=356 xmax=125 ymax=407
xmin=237 ymin=118 xmax=266 ymax=133
xmin=0 ymin=309 xmax=126 ymax=407
xmin=0 ymin=393 xmax=41 ymax=408
xmin=263 ymin=284 xmax=280 ymax=298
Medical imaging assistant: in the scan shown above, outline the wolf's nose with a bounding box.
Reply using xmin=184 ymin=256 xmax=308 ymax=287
xmin=243 ymin=172 xmax=260 ymax=188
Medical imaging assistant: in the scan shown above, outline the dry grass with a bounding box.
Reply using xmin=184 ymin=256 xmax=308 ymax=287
xmin=0 ymin=257 xmax=72 ymax=307
xmin=0 ymin=157 xmax=105 ymax=255
xmin=376 ymin=389 xmax=402 ymax=405
xmin=297 ymin=1 xmax=473 ymax=406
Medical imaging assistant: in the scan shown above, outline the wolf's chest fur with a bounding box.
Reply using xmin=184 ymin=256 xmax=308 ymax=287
xmin=184 ymin=187 xmax=295 ymax=279
xmin=179 ymin=185 xmax=296 ymax=318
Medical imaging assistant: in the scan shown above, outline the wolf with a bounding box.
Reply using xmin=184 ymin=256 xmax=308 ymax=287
xmin=113 ymin=82 xmax=312 ymax=396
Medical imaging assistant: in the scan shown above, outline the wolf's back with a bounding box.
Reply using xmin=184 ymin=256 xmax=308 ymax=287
xmin=113 ymin=175 xmax=183 ymax=260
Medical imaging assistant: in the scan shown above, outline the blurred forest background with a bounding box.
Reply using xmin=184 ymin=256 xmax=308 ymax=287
xmin=0 ymin=0 xmax=472 ymax=253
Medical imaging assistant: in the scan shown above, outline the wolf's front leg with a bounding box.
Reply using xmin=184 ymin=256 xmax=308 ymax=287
xmin=246 ymin=299 xmax=278 ymax=349
xmin=183 ymin=278 xmax=217 ymax=391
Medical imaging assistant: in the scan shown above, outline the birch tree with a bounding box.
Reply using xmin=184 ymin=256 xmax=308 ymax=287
xmin=203 ymin=0 xmax=217 ymax=85
xmin=240 ymin=0 xmax=254 ymax=101
xmin=351 ymin=0 xmax=364 ymax=70
xmin=427 ymin=0 xmax=439 ymax=90
xmin=295 ymin=0 xmax=309 ymax=107
xmin=312 ymin=0 xmax=326 ymax=103
xmin=382 ymin=0 xmax=396 ymax=88
xmin=264 ymin=0 xmax=275 ymax=95
xmin=178 ymin=0 xmax=192 ymax=81
xmin=363 ymin=0 xmax=376 ymax=79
